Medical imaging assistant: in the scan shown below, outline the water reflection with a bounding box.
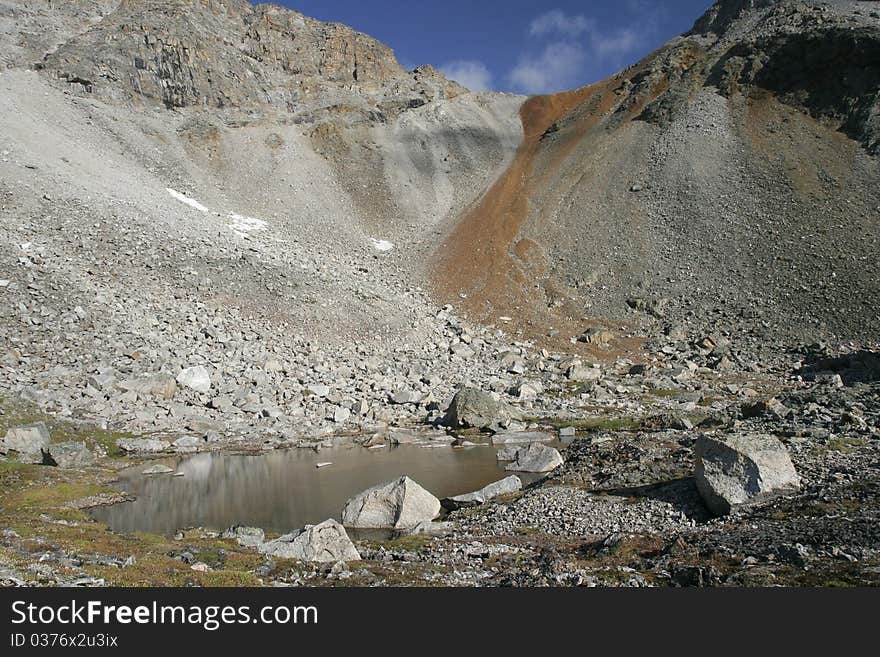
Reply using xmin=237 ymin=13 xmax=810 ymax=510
xmin=90 ymin=443 xmax=544 ymax=535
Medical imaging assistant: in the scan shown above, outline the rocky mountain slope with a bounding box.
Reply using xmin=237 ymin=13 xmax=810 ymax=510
xmin=435 ymin=0 xmax=880 ymax=353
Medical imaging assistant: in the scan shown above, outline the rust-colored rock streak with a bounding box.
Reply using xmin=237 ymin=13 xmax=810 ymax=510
xmin=431 ymin=81 xmax=616 ymax=339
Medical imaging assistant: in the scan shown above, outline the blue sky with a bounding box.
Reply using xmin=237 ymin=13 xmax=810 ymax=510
xmin=261 ymin=1 xmax=713 ymax=94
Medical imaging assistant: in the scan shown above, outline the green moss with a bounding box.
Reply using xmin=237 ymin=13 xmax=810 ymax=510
xmin=646 ymin=389 xmax=681 ymax=398
xmin=16 ymin=483 xmax=108 ymax=509
xmin=825 ymin=437 xmax=869 ymax=453
xmin=514 ymin=526 xmax=542 ymax=536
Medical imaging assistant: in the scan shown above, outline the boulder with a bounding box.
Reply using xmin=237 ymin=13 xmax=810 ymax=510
xmin=1 ymin=423 xmax=51 ymax=463
xmin=176 ymin=366 xmax=211 ymax=394
xmin=443 ymin=475 xmax=522 ymax=510
xmin=45 ymin=442 xmax=96 ymax=468
xmin=221 ymin=526 xmax=265 ymax=547
xmin=695 ymin=433 xmax=801 ymax=516
xmin=578 ymin=327 xmax=614 ymax=345
xmin=258 ymin=519 xmax=360 ymax=562
xmin=442 ymin=387 xmax=520 ymax=430
xmin=491 ymin=431 xmax=553 ymax=445
xmin=117 ymin=375 xmax=177 ymax=400
xmin=503 ymin=443 xmax=564 ymax=473
xmin=117 ymin=437 xmax=169 ymax=453
xmin=567 ymin=365 xmax=602 ymax=382
xmin=341 ymin=476 xmax=440 ymax=529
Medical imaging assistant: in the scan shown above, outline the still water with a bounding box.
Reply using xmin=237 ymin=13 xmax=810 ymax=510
xmin=90 ymin=443 xmax=545 ymax=535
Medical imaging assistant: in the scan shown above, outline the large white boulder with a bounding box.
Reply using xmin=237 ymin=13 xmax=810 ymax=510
xmin=341 ymin=476 xmax=441 ymax=529
xmin=1 ymin=423 xmax=51 ymax=463
xmin=176 ymin=366 xmax=212 ymax=394
xmin=258 ymin=519 xmax=360 ymax=562
xmin=501 ymin=443 xmax=563 ymax=473
xmin=695 ymin=433 xmax=801 ymax=516
xmin=444 ymin=475 xmax=522 ymax=509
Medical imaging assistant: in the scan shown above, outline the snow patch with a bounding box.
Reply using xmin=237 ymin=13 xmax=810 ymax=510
xmin=229 ymin=212 xmax=268 ymax=237
xmin=167 ymin=188 xmax=209 ymax=213
xmin=370 ymin=238 xmax=395 ymax=252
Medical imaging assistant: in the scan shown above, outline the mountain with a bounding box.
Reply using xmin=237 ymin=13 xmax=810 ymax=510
xmin=1 ymin=0 xmax=879 ymax=590
xmin=0 ymin=0 xmax=877 ymax=436
xmin=434 ymin=0 xmax=880 ymax=351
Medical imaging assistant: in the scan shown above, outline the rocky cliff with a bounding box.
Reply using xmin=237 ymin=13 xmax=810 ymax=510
xmin=22 ymin=0 xmax=463 ymax=117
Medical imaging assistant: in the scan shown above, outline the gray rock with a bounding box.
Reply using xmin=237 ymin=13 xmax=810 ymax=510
xmin=567 ymin=365 xmax=602 ymax=382
xmin=176 ymin=366 xmax=211 ymax=394
xmin=222 ymin=525 xmax=266 ymax=547
xmin=258 ymin=519 xmax=360 ymax=562
xmin=695 ymin=433 xmax=801 ymax=516
xmin=449 ymin=343 xmax=475 ymax=359
xmin=504 ymin=443 xmax=564 ymax=473
xmin=173 ymin=436 xmax=203 ymax=451
xmin=305 ymin=384 xmax=330 ymax=398
xmin=117 ymin=437 xmax=169 ymax=453
xmin=390 ymin=390 xmax=423 ymax=405
xmin=117 ymin=375 xmax=177 ymax=400
xmin=46 ymin=442 xmax=95 ymax=468
xmin=442 ymin=387 xmax=520 ymax=430
xmin=1 ymin=423 xmax=51 ymax=463
xmin=444 ymin=475 xmax=522 ymax=509
xmin=341 ymin=476 xmax=441 ymax=529
xmin=578 ymin=327 xmax=614 ymax=345
xmin=496 ymin=444 xmax=520 ymax=461
xmin=491 ymin=431 xmax=553 ymax=445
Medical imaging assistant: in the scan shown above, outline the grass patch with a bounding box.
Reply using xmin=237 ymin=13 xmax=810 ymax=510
xmin=825 ymin=437 xmax=869 ymax=454
xmin=646 ymin=389 xmax=681 ymax=398
xmin=0 ymin=395 xmax=142 ymax=457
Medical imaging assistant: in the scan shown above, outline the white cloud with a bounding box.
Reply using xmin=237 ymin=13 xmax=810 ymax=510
xmin=508 ymin=9 xmax=652 ymax=94
xmin=592 ymin=28 xmax=642 ymax=58
xmin=439 ymin=60 xmax=494 ymax=92
xmin=529 ymin=10 xmax=592 ymax=38
xmin=508 ymin=42 xmax=586 ymax=95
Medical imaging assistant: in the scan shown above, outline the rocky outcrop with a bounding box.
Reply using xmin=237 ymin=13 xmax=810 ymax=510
xmin=258 ymin=519 xmax=360 ymax=562
xmin=341 ymin=476 xmax=441 ymax=529
xmin=36 ymin=0 xmax=465 ymax=116
xmin=490 ymin=432 xmax=553 ymax=445
xmin=695 ymin=433 xmax=801 ymax=515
